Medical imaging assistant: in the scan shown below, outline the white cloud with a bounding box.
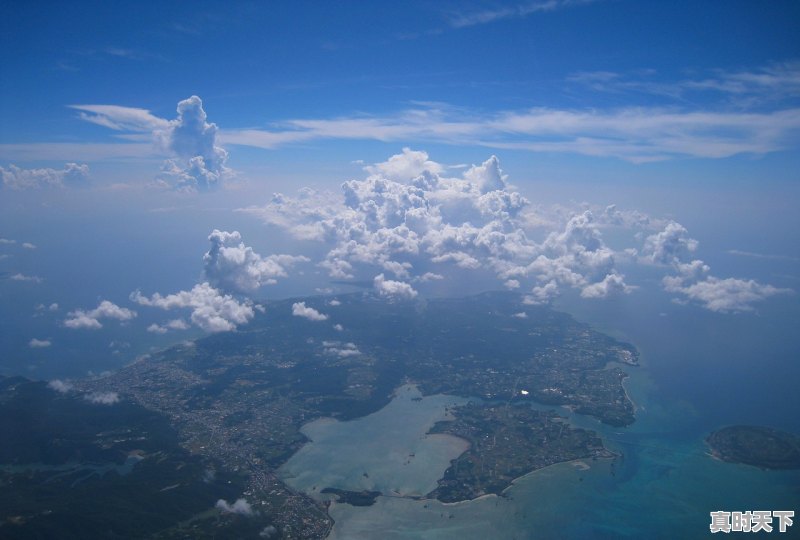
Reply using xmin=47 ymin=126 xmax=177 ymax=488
xmin=16 ymin=63 xmax=799 ymax=168
xmin=663 ymin=272 xmax=791 ymax=313
xmin=10 ymin=273 xmax=43 ymax=283
xmin=447 ymin=0 xmax=596 ymax=28
xmin=260 ymin=525 xmax=278 ymax=539
xmin=239 ymin=149 xmax=789 ymax=314
xmin=166 ymin=318 xmax=190 ymax=330
xmin=70 ymin=104 xmax=169 ymax=132
xmin=463 ymin=155 xmax=506 ymax=193
xmin=153 ymin=96 xmax=231 ymax=191
xmin=1 ymin=163 xmax=89 ymax=190
xmin=323 ymin=341 xmax=361 ymax=357
xmin=242 ymin=151 xmax=631 ymax=303
xmin=642 ymin=221 xmax=698 ymax=265
xmin=416 ymin=272 xmax=444 ymax=282
xmin=292 ymin=302 xmax=328 ymax=321
xmin=570 ymin=62 xmax=800 ymax=108
xmin=21 ymin=242 xmax=36 ymax=250
xmin=727 ymin=249 xmax=800 ymax=262
xmin=374 ymin=273 xmax=418 ymax=299
xmin=48 ymin=379 xmax=73 ymax=393
xmin=238 ymin=188 xmax=342 ymax=242
xmin=131 ymin=282 xmax=254 ymax=332
xmin=644 ymin=222 xmax=793 ymax=312
xmin=580 ymin=272 xmax=635 ymax=299
xmin=219 ymin=102 xmax=800 ymax=163
xmin=204 ymin=229 xmax=308 ymax=293
xmin=512 ymin=312 xmax=528 ymax=318
xmin=216 ymin=498 xmax=254 ymax=516
xmin=72 ymin=96 xmax=231 ymax=191
xmin=64 ymin=313 xmax=102 ymax=329
xmin=133 ymin=227 xmax=305 ymax=333
xmin=29 ymin=338 xmax=51 ymax=348
xmin=64 ymin=300 xmax=136 ymax=330
xmin=0 ymin=238 xmax=16 ymax=245
xmin=600 ymin=204 xmax=656 ymax=229
xmin=364 ymin=147 xmax=444 ymax=181
xmin=84 ymin=391 xmax=120 ymax=405
xmin=524 ymin=281 xmax=559 ymax=304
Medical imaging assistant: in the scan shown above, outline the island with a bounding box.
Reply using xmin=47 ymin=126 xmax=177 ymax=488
xmin=3 ymin=292 xmax=639 ymax=538
xmin=319 ymin=488 xmax=382 ymax=506
xmin=707 ymin=425 xmax=800 ymax=470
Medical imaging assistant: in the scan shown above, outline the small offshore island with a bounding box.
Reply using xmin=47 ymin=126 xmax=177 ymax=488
xmin=320 ymin=488 xmax=383 ymax=507
xmin=707 ymin=425 xmax=800 ymax=470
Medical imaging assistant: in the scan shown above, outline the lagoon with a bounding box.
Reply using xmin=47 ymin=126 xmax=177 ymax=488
xmin=278 ymin=291 xmax=800 ymax=538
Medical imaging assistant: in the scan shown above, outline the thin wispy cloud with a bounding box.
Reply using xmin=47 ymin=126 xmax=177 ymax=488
xmin=7 ymin=63 xmax=796 ymax=166
xmin=447 ymin=0 xmax=597 ymax=28
xmin=218 ymin=105 xmax=800 ymax=163
xmin=10 ymin=273 xmax=43 ymax=283
xmin=727 ymin=249 xmax=800 ymax=262
xmin=70 ymin=104 xmax=169 ymax=132
xmin=219 ymin=64 xmax=800 ymax=161
xmin=569 ymin=62 xmax=800 ymax=107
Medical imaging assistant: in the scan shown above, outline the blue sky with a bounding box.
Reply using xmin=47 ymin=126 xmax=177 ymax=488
xmin=1 ymin=0 xmax=799 ymax=378
xmin=2 ymin=1 xmax=799 ymax=162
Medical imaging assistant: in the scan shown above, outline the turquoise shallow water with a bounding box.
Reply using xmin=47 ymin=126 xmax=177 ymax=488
xmin=278 ymin=291 xmax=800 ymax=539
xmin=278 ymin=386 xmax=470 ymax=499
xmin=308 ymin=363 xmax=799 ymax=539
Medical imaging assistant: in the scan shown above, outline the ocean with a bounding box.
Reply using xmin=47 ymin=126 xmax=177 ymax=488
xmin=278 ymin=288 xmax=800 ymax=539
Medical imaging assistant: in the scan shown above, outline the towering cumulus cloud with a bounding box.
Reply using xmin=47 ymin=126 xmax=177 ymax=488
xmin=240 ymin=148 xmax=790 ymax=312
xmin=242 ymin=149 xmax=629 ymax=303
xmin=131 ymin=229 xmax=308 ymax=332
xmin=156 ymin=96 xmax=230 ymax=191
xmin=203 ymin=229 xmax=308 ymax=293
xmin=72 ymin=95 xmax=229 ymax=191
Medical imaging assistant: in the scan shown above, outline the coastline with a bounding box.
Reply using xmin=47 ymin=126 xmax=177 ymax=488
xmin=621 ymin=375 xmax=640 ymax=414
xmin=430 ymin=455 xmax=612 ymax=507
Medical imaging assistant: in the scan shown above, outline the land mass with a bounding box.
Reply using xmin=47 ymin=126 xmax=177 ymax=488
xmin=428 ymin=402 xmax=613 ymax=502
xmin=4 ymin=291 xmax=638 ymax=538
xmin=0 ymin=376 xmax=275 ymax=540
xmin=319 ymin=488 xmax=382 ymax=507
xmin=707 ymin=425 xmax=800 ymax=470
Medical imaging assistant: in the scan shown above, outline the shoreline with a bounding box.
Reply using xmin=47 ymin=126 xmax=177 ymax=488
xmin=429 ymin=455 xmax=613 ymax=507
xmin=621 ymin=375 xmax=640 ymax=414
